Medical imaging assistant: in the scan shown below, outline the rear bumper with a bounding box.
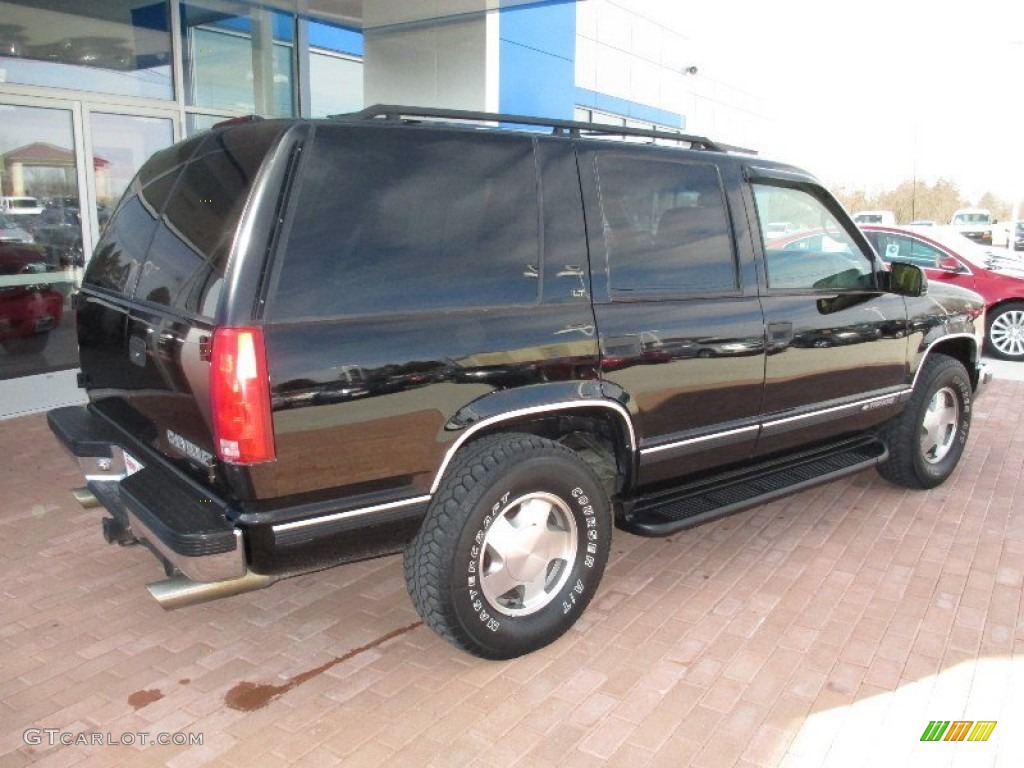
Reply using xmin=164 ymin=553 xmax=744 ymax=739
xmin=47 ymin=405 xmax=246 ymax=583
xmin=975 ymin=361 xmax=994 ymax=395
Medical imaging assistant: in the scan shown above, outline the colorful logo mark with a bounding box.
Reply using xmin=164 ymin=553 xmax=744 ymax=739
xmin=920 ymin=721 xmax=996 ymax=742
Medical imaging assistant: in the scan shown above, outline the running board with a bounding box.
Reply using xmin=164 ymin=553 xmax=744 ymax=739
xmin=622 ymin=436 xmax=888 ymax=537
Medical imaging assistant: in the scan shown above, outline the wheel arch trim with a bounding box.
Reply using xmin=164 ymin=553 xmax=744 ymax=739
xmin=910 ymin=332 xmax=979 ymax=391
xmin=429 ymin=399 xmax=637 ymax=495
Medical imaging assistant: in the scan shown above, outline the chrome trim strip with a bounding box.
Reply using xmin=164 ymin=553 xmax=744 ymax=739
xmin=272 ymin=495 xmax=433 ymax=533
xmin=761 ymin=390 xmax=912 ymax=430
xmin=640 ymin=424 xmax=759 ymax=456
xmin=910 ymin=333 xmax=979 ymax=391
xmin=429 ymin=399 xmax=637 ymax=495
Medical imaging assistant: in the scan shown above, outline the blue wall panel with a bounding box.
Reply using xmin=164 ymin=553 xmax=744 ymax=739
xmin=499 ymin=1 xmax=575 ymax=119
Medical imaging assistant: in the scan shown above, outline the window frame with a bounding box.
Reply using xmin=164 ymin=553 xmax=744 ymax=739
xmin=748 ymin=173 xmax=882 ymax=295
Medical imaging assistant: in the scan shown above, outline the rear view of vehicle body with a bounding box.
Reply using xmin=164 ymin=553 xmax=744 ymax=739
xmin=49 ymin=108 xmax=989 ymax=659
xmin=852 ymin=210 xmax=896 ymax=226
xmin=863 ymin=223 xmax=1024 ymax=361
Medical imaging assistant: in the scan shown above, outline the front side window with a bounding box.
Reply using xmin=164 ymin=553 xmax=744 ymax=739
xmin=595 ymin=155 xmax=737 ymax=296
xmin=270 ymin=127 xmax=540 ymax=320
xmin=754 ymin=184 xmax=874 ymax=291
xmin=866 ymin=233 xmax=943 ymax=269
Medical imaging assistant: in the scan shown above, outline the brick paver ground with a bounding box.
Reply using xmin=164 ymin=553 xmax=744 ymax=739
xmin=2 ymin=380 xmax=1023 ymax=767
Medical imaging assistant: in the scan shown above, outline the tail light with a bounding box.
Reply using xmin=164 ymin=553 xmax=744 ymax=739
xmin=210 ymin=327 xmax=276 ymax=464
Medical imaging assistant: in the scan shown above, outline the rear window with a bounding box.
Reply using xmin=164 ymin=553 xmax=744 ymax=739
xmin=269 ymin=126 xmax=540 ymax=320
xmin=6 ymin=198 xmax=38 ymax=210
xmin=87 ymin=122 xmax=287 ymax=313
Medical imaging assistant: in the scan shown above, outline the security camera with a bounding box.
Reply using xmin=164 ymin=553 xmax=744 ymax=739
xmin=682 ymin=65 xmax=698 ymax=76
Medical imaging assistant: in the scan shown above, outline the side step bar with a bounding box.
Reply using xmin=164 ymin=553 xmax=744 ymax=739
xmin=622 ymin=436 xmax=887 ymax=537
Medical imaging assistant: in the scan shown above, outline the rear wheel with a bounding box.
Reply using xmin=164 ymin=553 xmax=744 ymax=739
xmin=404 ymin=433 xmax=611 ymax=659
xmin=877 ymin=354 xmax=971 ymax=489
xmin=987 ymin=302 xmax=1024 ymax=361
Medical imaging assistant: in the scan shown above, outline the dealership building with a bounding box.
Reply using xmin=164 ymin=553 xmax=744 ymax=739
xmin=0 ymin=0 xmax=762 ymax=418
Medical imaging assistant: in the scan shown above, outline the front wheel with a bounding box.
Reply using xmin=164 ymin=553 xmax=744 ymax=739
xmin=877 ymin=354 xmax=972 ymax=489
xmin=404 ymin=433 xmax=611 ymax=659
xmin=987 ymin=302 xmax=1024 ymax=361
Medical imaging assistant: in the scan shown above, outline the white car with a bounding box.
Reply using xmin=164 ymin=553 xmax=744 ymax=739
xmin=0 ymin=196 xmax=43 ymax=217
xmin=949 ymin=207 xmax=993 ymax=245
xmin=0 ymin=213 xmax=34 ymax=244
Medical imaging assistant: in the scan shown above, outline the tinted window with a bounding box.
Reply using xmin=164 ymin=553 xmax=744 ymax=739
xmin=754 ymin=184 xmax=874 ymax=291
xmin=84 ymin=191 xmax=159 ymax=295
xmin=133 ymin=123 xmax=285 ymax=311
xmin=594 ymin=155 xmax=736 ymax=295
xmin=270 ymin=126 xmax=540 ymax=320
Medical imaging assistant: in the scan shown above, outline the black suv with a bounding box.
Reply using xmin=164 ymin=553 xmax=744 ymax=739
xmin=49 ymin=106 xmax=990 ymax=659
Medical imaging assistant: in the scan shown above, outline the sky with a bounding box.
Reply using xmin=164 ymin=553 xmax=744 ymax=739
xmin=621 ymin=0 xmax=1024 ymax=205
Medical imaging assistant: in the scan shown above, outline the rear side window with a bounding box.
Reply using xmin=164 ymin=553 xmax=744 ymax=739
xmin=270 ymin=126 xmax=540 ymax=320
xmin=594 ymin=154 xmax=737 ymax=295
xmin=135 ymin=124 xmax=286 ymax=311
xmin=87 ymin=123 xmax=285 ymax=313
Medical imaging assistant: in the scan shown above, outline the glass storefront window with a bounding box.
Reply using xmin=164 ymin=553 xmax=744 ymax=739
xmin=308 ymin=20 xmax=363 ymax=118
xmin=0 ymin=1 xmax=172 ymax=101
xmin=90 ymin=112 xmax=174 ymax=228
xmin=185 ymin=112 xmax=222 ymax=137
xmin=0 ymin=104 xmax=81 ymax=379
xmin=181 ymin=2 xmax=294 ymax=117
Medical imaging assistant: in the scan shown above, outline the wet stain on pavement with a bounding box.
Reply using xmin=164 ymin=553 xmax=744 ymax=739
xmin=128 ymin=689 xmax=164 ymax=709
xmin=224 ymin=621 xmax=422 ymax=712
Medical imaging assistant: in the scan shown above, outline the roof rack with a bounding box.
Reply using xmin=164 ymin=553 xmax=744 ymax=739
xmin=331 ymin=104 xmax=753 ymax=154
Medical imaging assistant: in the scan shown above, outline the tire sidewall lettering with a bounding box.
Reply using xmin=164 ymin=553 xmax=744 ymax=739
xmin=460 ymin=475 xmax=604 ymax=638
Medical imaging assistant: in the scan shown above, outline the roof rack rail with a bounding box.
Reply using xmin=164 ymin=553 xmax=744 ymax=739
xmin=331 ymin=104 xmax=752 ymax=154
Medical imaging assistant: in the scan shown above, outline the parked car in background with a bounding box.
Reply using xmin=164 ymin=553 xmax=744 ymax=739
xmin=853 ymin=210 xmax=897 ymax=225
xmin=862 ymin=224 xmax=1024 ymax=360
xmin=0 ymin=213 xmax=35 ymax=244
xmin=0 ymin=242 xmax=63 ymax=355
xmin=1015 ymin=221 xmax=1024 ymax=252
xmin=0 ymin=196 xmax=43 ymax=217
xmin=949 ymin=208 xmax=993 ymax=245
xmin=33 ymin=207 xmax=84 ymax=267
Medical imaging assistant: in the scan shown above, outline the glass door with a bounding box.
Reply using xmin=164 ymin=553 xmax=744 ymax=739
xmin=0 ymin=102 xmax=82 ymax=379
xmin=0 ymin=96 xmax=176 ymax=413
xmin=87 ymin=111 xmax=175 ymax=237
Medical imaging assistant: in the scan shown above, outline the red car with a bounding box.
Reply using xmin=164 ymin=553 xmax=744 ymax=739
xmin=0 ymin=243 xmax=64 ymax=355
xmin=862 ymin=225 xmax=1024 ymax=361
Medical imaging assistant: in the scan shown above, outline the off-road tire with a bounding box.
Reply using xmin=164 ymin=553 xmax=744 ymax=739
xmin=877 ymin=354 xmax=971 ymax=489
xmin=404 ymin=433 xmax=611 ymax=659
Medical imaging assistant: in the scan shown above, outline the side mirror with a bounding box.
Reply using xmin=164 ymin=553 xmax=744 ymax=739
xmin=885 ymin=261 xmax=927 ymax=297
xmin=937 ymin=257 xmax=962 ymax=273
